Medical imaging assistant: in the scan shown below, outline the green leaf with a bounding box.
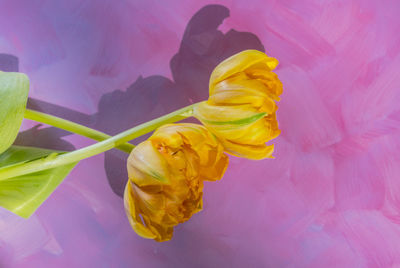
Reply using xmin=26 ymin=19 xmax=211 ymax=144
xmin=0 ymin=146 xmax=77 ymax=218
xmin=0 ymin=71 xmax=30 ymax=154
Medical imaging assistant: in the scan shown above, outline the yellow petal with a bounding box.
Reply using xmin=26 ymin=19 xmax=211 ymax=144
xmin=206 ymin=117 xmax=275 ymax=145
xmin=247 ymin=70 xmax=283 ymax=100
xmin=194 ymin=102 xmax=274 ymax=144
xmin=123 ymin=181 xmax=157 ymax=239
xmin=194 ymin=101 xmax=267 ymax=127
xmin=211 ymin=73 xmax=281 ymax=106
xmin=209 ymin=50 xmax=279 ymax=89
xmin=151 ymin=124 xmax=210 ymax=149
xmin=127 ymin=141 xmax=170 ymax=186
xmin=131 ymin=183 xmax=166 ymax=219
xmin=209 ymin=90 xmax=276 ymax=114
xmin=199 ymin=152 xmax=229 ymax=181
xmin=222 ymin=141 xmax=275 ymax=160
xmin=151 ymin=123 xmax=225 ymax=168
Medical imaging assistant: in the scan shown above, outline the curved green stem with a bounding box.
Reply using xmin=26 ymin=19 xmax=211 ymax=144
xmin=0 ymin=103 xmax=197 ymax=180
xmin=24 ymin=109 xmax=134 ymax=154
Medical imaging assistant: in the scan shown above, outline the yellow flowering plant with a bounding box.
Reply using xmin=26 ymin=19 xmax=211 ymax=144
xmin=0 ymin=50 xmax=282 ymax=241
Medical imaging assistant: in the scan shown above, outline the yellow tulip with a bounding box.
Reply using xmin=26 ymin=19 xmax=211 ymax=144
xmin=124 ymin=123 xmax=228 ymax=242
xmin=194 ymin=49 xmax=283 ymax=160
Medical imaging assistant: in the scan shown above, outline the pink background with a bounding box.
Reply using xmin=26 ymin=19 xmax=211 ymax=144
xmin=1 ymin=0 xmax=400 ymax=267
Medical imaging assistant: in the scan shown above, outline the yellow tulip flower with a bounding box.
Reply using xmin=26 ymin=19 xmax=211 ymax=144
xmin=194 ymin=49 xmax=283 ymax=160
xmin=124 ymin=123 xmax=228 ymax=242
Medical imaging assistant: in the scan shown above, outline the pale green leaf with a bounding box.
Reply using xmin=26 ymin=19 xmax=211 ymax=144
xmin=0 ymin=146 xmax=77 ymax=218
xmin=0 ymin=71 xmax=29 ymax=154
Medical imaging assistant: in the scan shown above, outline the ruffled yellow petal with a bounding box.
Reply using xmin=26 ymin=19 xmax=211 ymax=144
xmin=209 ymin=50 xmax=279 ymax=90
xmin=221 ymin=141 xmax=274 ymax=160
xmin=123 ymin=181 xmax=157 ymax=239
xmin=150 ymin=123 xmax=228 ymax=174
xmin=127 ymin=140 xmax=170 ymax=186
xmin=199 ymin=151 xmax=229 ymax=181
xmin=209 ymin=91 xmax=276 ymax=115
xmin=211 ymin=74 xmax=281 ymax=109
xmin=211 ymin=72 xmax=279 ymax=103
xmin=247 ymin=69 xmax=283 ymax=100
xmin=194 ymin=101 xmax=267 ymax=126
xmin=150 ymin=123 xmax=216 ymax=151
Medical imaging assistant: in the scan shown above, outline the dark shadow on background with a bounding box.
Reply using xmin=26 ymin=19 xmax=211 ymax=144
xmin=6 ymin=4 xmax=265 ymax=197
xmin=0 ymin=54 xmax=18 ymax=72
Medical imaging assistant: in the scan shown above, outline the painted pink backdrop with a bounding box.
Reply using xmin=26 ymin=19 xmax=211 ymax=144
xmin=1 ymin=0 xmax=400 ymax=267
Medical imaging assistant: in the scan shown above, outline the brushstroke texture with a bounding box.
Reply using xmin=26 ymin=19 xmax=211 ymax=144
xmin=1 ymin=0 xmax=400 ymax=267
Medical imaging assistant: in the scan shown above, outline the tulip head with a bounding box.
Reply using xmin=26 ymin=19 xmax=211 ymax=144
xmin=124 ymin=123 xmax=228 ymax=242
xmin=194 ymin=50 xmax=283 ymax=160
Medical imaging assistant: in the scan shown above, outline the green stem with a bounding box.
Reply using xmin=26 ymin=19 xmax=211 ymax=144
xmin=0 ymin=103 xmax=197 ymax=180
xmin=24 ymin=109 xmax=134 ymax=154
